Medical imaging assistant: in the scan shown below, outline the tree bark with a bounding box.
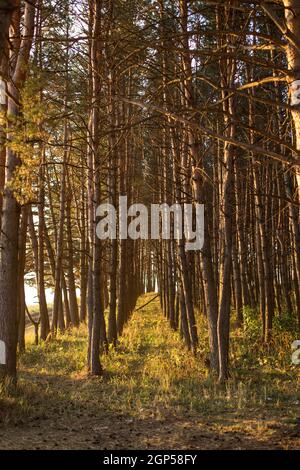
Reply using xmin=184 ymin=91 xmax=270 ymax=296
xmin=0 ymin=0 xmax=36 ymax=382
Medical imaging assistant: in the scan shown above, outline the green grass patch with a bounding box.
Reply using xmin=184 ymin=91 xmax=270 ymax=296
xmin=1 ymin=294 xmax=299 ymax=427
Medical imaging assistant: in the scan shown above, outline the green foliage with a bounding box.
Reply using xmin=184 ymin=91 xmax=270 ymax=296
xmin=242 ymin=307 xmax=261 ymax=340
xmin=6 ymin=72 xmax=51 ymax=204
xmin=273 ymin=312 xmax=297 ymax=333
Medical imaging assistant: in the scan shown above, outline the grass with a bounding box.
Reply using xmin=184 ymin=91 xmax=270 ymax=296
xmin=0 ymin=293 xmax=299 ymax=449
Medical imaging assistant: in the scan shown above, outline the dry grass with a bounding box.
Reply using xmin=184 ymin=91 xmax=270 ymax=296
xmin=0 ymin=293 xmax=299 ymax=449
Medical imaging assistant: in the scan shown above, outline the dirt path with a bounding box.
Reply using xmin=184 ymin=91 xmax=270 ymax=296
xmin=0 ymin=294 xmax=299 ymax=450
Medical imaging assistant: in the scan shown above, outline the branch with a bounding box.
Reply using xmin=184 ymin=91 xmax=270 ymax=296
xmin=25 ymin=304 xmax=40 ymax=326
xmin=237 ymin=75 xmax=287 ymax=91
xmin=118 ymin=97 xmax=300 ymax=167
xmin=261 ymin=1 xmax=300 ymax=52
xmin=134 ymin=295 xmax=159 ymax=312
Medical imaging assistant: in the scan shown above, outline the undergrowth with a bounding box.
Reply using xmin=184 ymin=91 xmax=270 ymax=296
xmin=0 ymin=294 xmax=299 ymax=426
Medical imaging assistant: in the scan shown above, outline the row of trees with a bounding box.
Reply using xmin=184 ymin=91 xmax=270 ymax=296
xmin=152 ymin=0 xmax=300 ymax=381
xmin=0 ymin=0 xmax=299 ymax=384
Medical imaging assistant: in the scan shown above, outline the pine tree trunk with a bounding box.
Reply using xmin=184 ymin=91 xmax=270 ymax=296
xmin=283 ymin=0 xmax=300 ymax=194
xmin=66 ymin=193 xmax=79 ymax=327
xmin=17 ymin=206 xmax=28 ymax=352
xmin=0 ymin=0 xmax=36 ymax=382
xmin=89 ymin=0 xmax=104 ymax=375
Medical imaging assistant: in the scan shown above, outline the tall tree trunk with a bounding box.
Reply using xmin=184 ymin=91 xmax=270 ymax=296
xmin=107 ymin=67 xmax=118 ymax=345
xmin=51 ymin=140 xmax=67 ymax=333
xmin=283 ymin=0 xmax=300 ymax=194
xmin=89 ymin=0 xmax=104 ymax=375
xmin=17 ymin=206 xmax=28 ymax=352
xmin=0 ymin=0 xmax=36 ymax=382
xmin=0 ymin=0 xmax=17 ymax=70
xmin=38 ymin=153 xmax=50 ymax=340
xmin=66 ymin=190 xmax=79 ymax=327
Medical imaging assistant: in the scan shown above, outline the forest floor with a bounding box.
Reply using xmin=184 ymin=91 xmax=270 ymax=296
xmin=0 ymin=293 xmax=300 ymax=450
